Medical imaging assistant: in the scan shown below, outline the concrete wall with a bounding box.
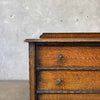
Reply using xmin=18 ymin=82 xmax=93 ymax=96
xmin=0 ymin=0 xmax=100 ymax=80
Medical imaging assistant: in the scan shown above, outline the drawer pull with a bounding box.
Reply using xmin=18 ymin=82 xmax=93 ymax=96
xmin=56 ymin=78 xmax=64 ymax=87
xmin=57 ymin=54 xmax=65 ymax=63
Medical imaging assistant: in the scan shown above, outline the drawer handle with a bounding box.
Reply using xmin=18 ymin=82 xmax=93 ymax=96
xmin=57 ymin=54 xmax=65 ymax=63
xmin=56 ymin=78 xmax=64 ymax=87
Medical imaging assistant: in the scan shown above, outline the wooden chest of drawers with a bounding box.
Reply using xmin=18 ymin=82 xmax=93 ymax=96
xmin=25 ymin=33 xmax=100 ymax=100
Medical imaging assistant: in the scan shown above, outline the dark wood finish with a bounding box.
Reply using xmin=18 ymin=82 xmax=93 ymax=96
xmin=38 ymin=94 xmax=100 ymax=100
xmin=36 ymin=42 xmax=100 ymax=46
xmin=36 ymin=46 xmax=100 ymax=67
xmin=29 ymin=43 xmax=36 ymax=100
xmin=40 ymin=33 xmax=100 ymax=38
xmin=37 ymin=71 xmax=100 ymax=90
xmin=25 ymin=33 xmax=100 ymax=100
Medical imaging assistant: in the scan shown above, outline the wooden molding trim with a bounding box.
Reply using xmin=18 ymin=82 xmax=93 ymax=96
xmin=36 ymin=67 xmax=100 ymax=71
xmin=37 ymin=90 xmax=100 ymax=94
xmin=40 ymin=33 xmax=100 ymax=38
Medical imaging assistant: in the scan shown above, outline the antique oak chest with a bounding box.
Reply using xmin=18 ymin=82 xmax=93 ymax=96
xmin=25 ymin=33 xmax=100 ymax=100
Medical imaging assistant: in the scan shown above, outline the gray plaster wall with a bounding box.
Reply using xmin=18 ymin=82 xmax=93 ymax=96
xmin=0 ymin=0 xmax=100 ymax=80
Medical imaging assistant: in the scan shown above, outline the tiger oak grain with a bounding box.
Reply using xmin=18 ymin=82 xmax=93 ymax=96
xmin=38 ymin=94 xmax=100 ymax=100
xmin=36 ymin=46 xmax=100 ymax=67
xmin=25 ymin=33 xmax=100 ymax=100
xmin=37 ymin=71 xmax=100 ymax=90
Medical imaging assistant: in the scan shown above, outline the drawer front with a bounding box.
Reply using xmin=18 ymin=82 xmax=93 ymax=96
xmin=38 ymin=94 xmax=100 ymax=100
xmin=36 ymin=46 xmax=100 ymax=67
xmin=37 ymin=71 xmax=100 ymax=90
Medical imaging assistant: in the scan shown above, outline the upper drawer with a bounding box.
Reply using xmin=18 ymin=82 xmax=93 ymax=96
xmin=36 ymin=46 xmax=100 ymax=68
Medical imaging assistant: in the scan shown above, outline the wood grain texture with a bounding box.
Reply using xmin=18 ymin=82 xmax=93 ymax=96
xmin=38 ymin=94 xmax=100 ymax=100
xmin=25 ymin=33 xmax=100 ymax=42
xmin=40 ymin=33 xmax=100 ymax=38
xmin=29 ymin=43 xmax=36 ymax=100
xmin=36 ymin=46 xmax=100 ymax=67
xmin=37 ymin=71 xmax=100 ymax=90
xmin=26 ymin=33 xmax=100 ymax=100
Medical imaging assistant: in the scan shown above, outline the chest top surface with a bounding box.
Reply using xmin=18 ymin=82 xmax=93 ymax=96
xmin=25 ymin=33 xmax=100 ymax=43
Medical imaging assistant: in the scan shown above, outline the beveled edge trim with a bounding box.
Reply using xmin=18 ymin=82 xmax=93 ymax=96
xmin=36 ymin=67 xmax=100 ymax=71
xmin=24 ymin=38 xmax=100 ymax=42
xmin=37 ymin=90 xmax=100 ymax=94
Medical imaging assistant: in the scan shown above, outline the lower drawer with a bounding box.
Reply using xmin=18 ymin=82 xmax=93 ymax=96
xmin=38 ymin=94 xmax=100 ymax=100
xmin=37 ymin=71 xmax=100 ymax=90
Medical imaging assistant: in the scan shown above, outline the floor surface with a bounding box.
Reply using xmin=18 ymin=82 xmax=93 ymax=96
xmin=0 ymin=81 xmax=30 ymax=100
